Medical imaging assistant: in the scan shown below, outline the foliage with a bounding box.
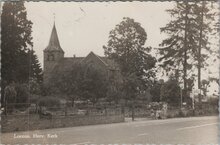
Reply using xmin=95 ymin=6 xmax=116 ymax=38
xmin=206 ymin=97 xmax=218 ymax=106
xmin=1 ymin=2 xmax=43 ymax=106
xmin=29 ymin=94 xmax=40 ymax=104
xmin=1 ymin=1 xmax=33 ymax=84
xmin=122 ymin=73 xmax=142 ymax=100
xmin=48 ymin=63 xmax=108 ymax=105
xmin=38 ymin=96 xmax=60 ymax=108
xmin=192 ymin=1 xmax=218 ymax=64
xmin=106 ymin=81 xmax=123 ymax=104
xmin=78 ymin=64 xmax=108 ymax=104
xmin=150 ymin=79 xmax=164 ymax=102
xmin=209 ymin=77 xmax=219 ymax=86
xmin=193 ymin=2 xmax=218 ymax=100
xmin=159 ymin=1 xmax=217 ymax=71
xmin=29 ymin=78 xmax=42 ymax=95
xmin=159 ymin=1 xmax=218 ymax=100
xmin=200 ymin=79 xmax=210 ymax=97
xmin=149 ymin=102 xmax=167 ymax=111
xmin=29 ymin=50 xmax=43 ymax=84
xmin=159 ymin=2 xmax=196 ymax=74
xmin=103 ymin=17 xmax=156 ymax=100
xmin=160 ymin=77 xmax=181 ymax=106
xmin=158 ymin=1 xmax=218 ymax=106
xmin=106 ymin=70 xmax=123 ymax=104
xmin=4 ymin=83 xmax=17 ymax=105
xmin=4 ymin=83 xmax=30 ymax=111
xmin=48 ymin=63 xmax=81 ymax=96
xmin=14 ymin=83 xmax=30 ymax=108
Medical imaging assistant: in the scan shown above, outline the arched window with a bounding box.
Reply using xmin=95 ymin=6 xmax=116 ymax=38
xmin=47 ymin=54 xmax=55 ymax=61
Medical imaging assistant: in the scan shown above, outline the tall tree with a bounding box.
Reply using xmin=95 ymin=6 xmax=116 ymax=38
xmin=103 ymin=17 xmax=156 ymax=121
xmin=1 ymin=2 xmax=44 ymax=108
xmin=158 ymin=2 xmax=206 ymax=102
xmin=150 ymin=79 xmax=164 ymax=102
xmin=1 ymin=1 xmax=33 ymax=84
xmin=78 ymin=64 xmax=108 ymax=105
xmin=104 ymin=17 xmax=156 ymax=96
xmin=106 ymin=71 xmax=123 ymax=104
xmin=29 ymin=49 xmax=43 ymax=84
xmin=159 ymin=1 xmax=218 ymax=103
xmin=160 ymin=75 xmax=181 ymax=107
xmin=193 ymin=1 xmax=218 ymax=103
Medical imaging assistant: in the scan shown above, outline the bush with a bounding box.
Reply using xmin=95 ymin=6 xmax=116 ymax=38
xmin=30 ymin=94 xmax=40 ymax=104
xmin=178 ymin=109 xmax=186 ymax=117
xmin=38 ymin=96 xmax=60 ymax=109
xmin=15 ymin=84 xmax=29 ymax=105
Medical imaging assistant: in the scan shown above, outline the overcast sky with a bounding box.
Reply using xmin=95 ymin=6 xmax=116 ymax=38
xmin=25 ymin=2 xmax=174 ymax=64
xmin=25 ymin=2 xmax=219 ymax=95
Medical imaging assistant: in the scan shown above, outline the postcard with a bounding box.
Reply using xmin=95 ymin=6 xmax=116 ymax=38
xmin=1 ymin=1 xmax=219 ymax=145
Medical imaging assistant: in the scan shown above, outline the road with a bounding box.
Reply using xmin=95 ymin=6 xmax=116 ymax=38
xmin=1 ymin=116 xmax=219 ymax=145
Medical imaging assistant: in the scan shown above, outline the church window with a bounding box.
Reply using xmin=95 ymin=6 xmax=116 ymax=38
xmin=51 ymin=55 xmax=55 ymax=61
xmin=47 ymin=54 xmax=55 ymax=61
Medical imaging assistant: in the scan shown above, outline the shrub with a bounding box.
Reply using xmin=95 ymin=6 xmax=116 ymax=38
xmin=14 ymin=83 xmax=30 ymax=110
xmin=38 ymin=96 xmax=60 ymax=109
xmin=30 ymin=94 xmax=40 ymax=104
xmin=178 ymin=109 xmax=186 ymax=117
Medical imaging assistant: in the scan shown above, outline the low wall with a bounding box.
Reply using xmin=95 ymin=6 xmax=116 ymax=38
xmin=1 ymin=114 xmax=125 ymax=133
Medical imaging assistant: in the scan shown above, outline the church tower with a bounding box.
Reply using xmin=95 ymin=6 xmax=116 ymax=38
xmin=43 ymin=23 xmax=64 ymax=84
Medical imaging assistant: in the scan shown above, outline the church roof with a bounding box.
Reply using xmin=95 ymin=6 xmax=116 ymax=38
xmin=52 ymin=52 xmax=119 ymax=73
xmin=53 ymin=57 xmax=84 ymax=72
xmin=82 ymin=51 xmax=120 ymax=70
xmin=44 ymin=23 xmax=64 ymax=53
xmin=100 ymin=57 xmax=120 ymax=70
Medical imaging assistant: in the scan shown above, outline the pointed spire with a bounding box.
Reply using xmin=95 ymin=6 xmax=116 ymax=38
xmin=53 ymin=13 xmax=56 ymax=23
xmin=44 ymin=22 xmax=64 ymax=53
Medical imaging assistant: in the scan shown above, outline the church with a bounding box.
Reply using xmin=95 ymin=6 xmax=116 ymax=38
xmin=43 ymin=23 xmax=120 ymax=85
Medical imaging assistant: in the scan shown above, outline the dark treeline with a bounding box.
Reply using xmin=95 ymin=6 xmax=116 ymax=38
xmin=1 ymin=1 xmax=219 ymax=113
xmin=1 ymin=2 xmax=42 ymax=108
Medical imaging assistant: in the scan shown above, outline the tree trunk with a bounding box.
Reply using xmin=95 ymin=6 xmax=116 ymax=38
xmin=183 ymin=2 xmax=189 ymax=103
xmin=71 ymin=97 xmax=75 ymax=107
xmin=5 ymin=101 xmax=7 ymax=116
xmin=64 ymin=106 xmax=67 ymax=116
xmin=198 ymin=2 xmax=205 ymax=106
xmin=131 ymin=99 xmax=135 ymax=121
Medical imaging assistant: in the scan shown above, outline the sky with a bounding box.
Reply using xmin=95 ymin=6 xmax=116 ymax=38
xmin=25 ymin=1 xmax=174 ymax=64
xmin=25 ymin=1 xmax=219 ymax=95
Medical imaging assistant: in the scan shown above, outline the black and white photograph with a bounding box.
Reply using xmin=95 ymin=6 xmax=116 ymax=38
xmin=0 ymin=1 xmax=219 ymax=144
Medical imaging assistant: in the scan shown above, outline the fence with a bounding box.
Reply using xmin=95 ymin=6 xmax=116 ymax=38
xmin=123 ymin=102 xmax=168 ymax=119
xmin=123 ymin=101 xmax=218 ymax=119
xmin=1 ymin=113 xmax=125 ymax=133
xmin=1 ymin=104 xmax=125 ymax=133
xmin=2 ymin=103 xmax=123 ymax=115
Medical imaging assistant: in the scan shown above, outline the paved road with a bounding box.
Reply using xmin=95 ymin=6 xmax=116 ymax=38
xmin=1 ymin=116 xmax=219 ymax=144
